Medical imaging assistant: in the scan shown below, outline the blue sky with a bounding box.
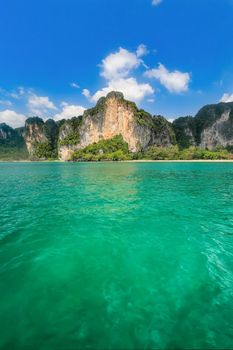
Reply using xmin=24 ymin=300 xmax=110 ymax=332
xmin=0 ymin=0 xmax=233 ymax=127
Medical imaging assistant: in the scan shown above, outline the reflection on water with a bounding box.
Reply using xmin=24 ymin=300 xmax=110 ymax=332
xmin=0 ymin=162 xmax=233 ymax=349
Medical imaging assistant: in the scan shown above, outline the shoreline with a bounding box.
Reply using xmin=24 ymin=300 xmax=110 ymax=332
xmin=1 ymin=159 xmax=233 ymax=163
xmin=125 ymin=159 xmax=233 ymax=163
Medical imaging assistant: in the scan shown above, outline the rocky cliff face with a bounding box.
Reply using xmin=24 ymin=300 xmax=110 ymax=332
xmin=24 ymin=117 xmax=47 ymax=155
xmin=0 ymin=123 xmax=15 ymax=140
xmin=58 ymin=92 xmax=175 ymax=160
xmin=173 ymin=102 xmax=233 ymax=149
xmin=58 ymin=117 xmax=82 ymax=161
xmin=23 ymin=117 xmax=59 ymax=158
xmin=196 ymin=103 xmax=233 ymax=149
xmin=78 ymin=92 xmax=152 ymax=152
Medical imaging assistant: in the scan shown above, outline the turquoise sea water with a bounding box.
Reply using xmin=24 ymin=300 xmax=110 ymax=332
xmin=1 ymin=162 xmax=233 ymax=349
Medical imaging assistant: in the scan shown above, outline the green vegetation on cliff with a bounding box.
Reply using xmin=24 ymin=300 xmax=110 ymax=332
xmin=0 ymin=123 xmax=29 ymax=160
xmin=44 ymin=119 xmax=59 ymax=149
xmin=85 ymin=97 xmax=106 ymax=118
xmin=72 ymin=135 xmax=131 ymax=161
xmin=135 ymin=109 xmax=154 ymax=128
xmin=153 ymin=116 xmax=176 ymax=144
xmin=59 ymin=117 xmax=82 ymax=146
xmin=26 ymin=118 xmax=59 ymax=160
xmin=173 ymin=116 xmax=196 ymax=148
xmin=32 ymin=141 xmax=58 ymax=160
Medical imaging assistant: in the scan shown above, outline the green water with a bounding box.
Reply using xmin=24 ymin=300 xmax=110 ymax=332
xmin=1 ymin=162 xmax=233 ymax=349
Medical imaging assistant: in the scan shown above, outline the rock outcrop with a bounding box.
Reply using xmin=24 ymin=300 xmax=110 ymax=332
xmin=58 ymin=117 xmax=83 ymax=161
xmin=23 ymin=117 xmax=47 ymax=155
xmin=173 ymin=102 xmax=233 ymax=149
xmin=196 ymin=102 xmax=233 ymax=149
xmin=23 ymin=117 xmax=59 ymax=158
xmin=58 ymin=92 xmax=175 ymax=160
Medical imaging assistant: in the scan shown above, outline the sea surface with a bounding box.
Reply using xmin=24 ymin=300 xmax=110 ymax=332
xmin=1 ymin=162 xmax=233 ymax=349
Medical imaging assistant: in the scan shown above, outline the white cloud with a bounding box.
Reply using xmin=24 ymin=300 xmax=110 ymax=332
xmin=53 ymin=102 xmax=86 ymax=121
xmin=0 ymin=100 xmax=13 ymax=106
xmin=82 ymin=89 xmax=91 ymax=99
xmin=28 ymin=93 xmax=57 ymax=115
xmin=145 ymin=63 xmax=190 ymax=93
xmin=100 ymin=47 xmax=141 ymax=80
xmin=83 ymin=46 xmax=154 ymax=104
xmin=87 ymin=78 xmax=154 ymax=104
xmin=0 ymin=110 xmax=26 ymax=128
xmin=152 ymin=0 xmax=163 ymax=6
xmin=220 ymin=93 xmax=233 ymax=103
xmin=70 ymin=82 xmax=80 ymax=89
xmin=136 ymin=44 xmax=149 ymax=58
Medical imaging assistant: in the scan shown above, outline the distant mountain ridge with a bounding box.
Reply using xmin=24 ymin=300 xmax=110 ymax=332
xmin=1 ymin=92 xmax=233 ymax=160
xmin=0 ymin=122 xmax=28 ymax=160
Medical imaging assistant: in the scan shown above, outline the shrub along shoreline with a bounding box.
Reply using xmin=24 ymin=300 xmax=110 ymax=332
xmin=71 ymin=135 xmax=233 ymax=162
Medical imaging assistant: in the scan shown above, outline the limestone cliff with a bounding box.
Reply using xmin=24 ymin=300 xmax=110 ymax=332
xmin=24 ymin=117 xmax=47 ymax=155
xmin=58 ymin=92 xmax=175 ymax=160
xmin=0 ymin=123 xmax=16 ymax=141
xmin=173 ymin=102 xmax=233 ymax=149
xmin=196 ymin=102 xmax=233 ymax=149
xmin=24 ymin=117 xmax=59 ymax=158
xmin=58 ymin=117 xmax=82 ymax=161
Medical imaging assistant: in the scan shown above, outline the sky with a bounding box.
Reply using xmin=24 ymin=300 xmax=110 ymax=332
xmin=0 ymin=0 xmax=233 ymax=127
